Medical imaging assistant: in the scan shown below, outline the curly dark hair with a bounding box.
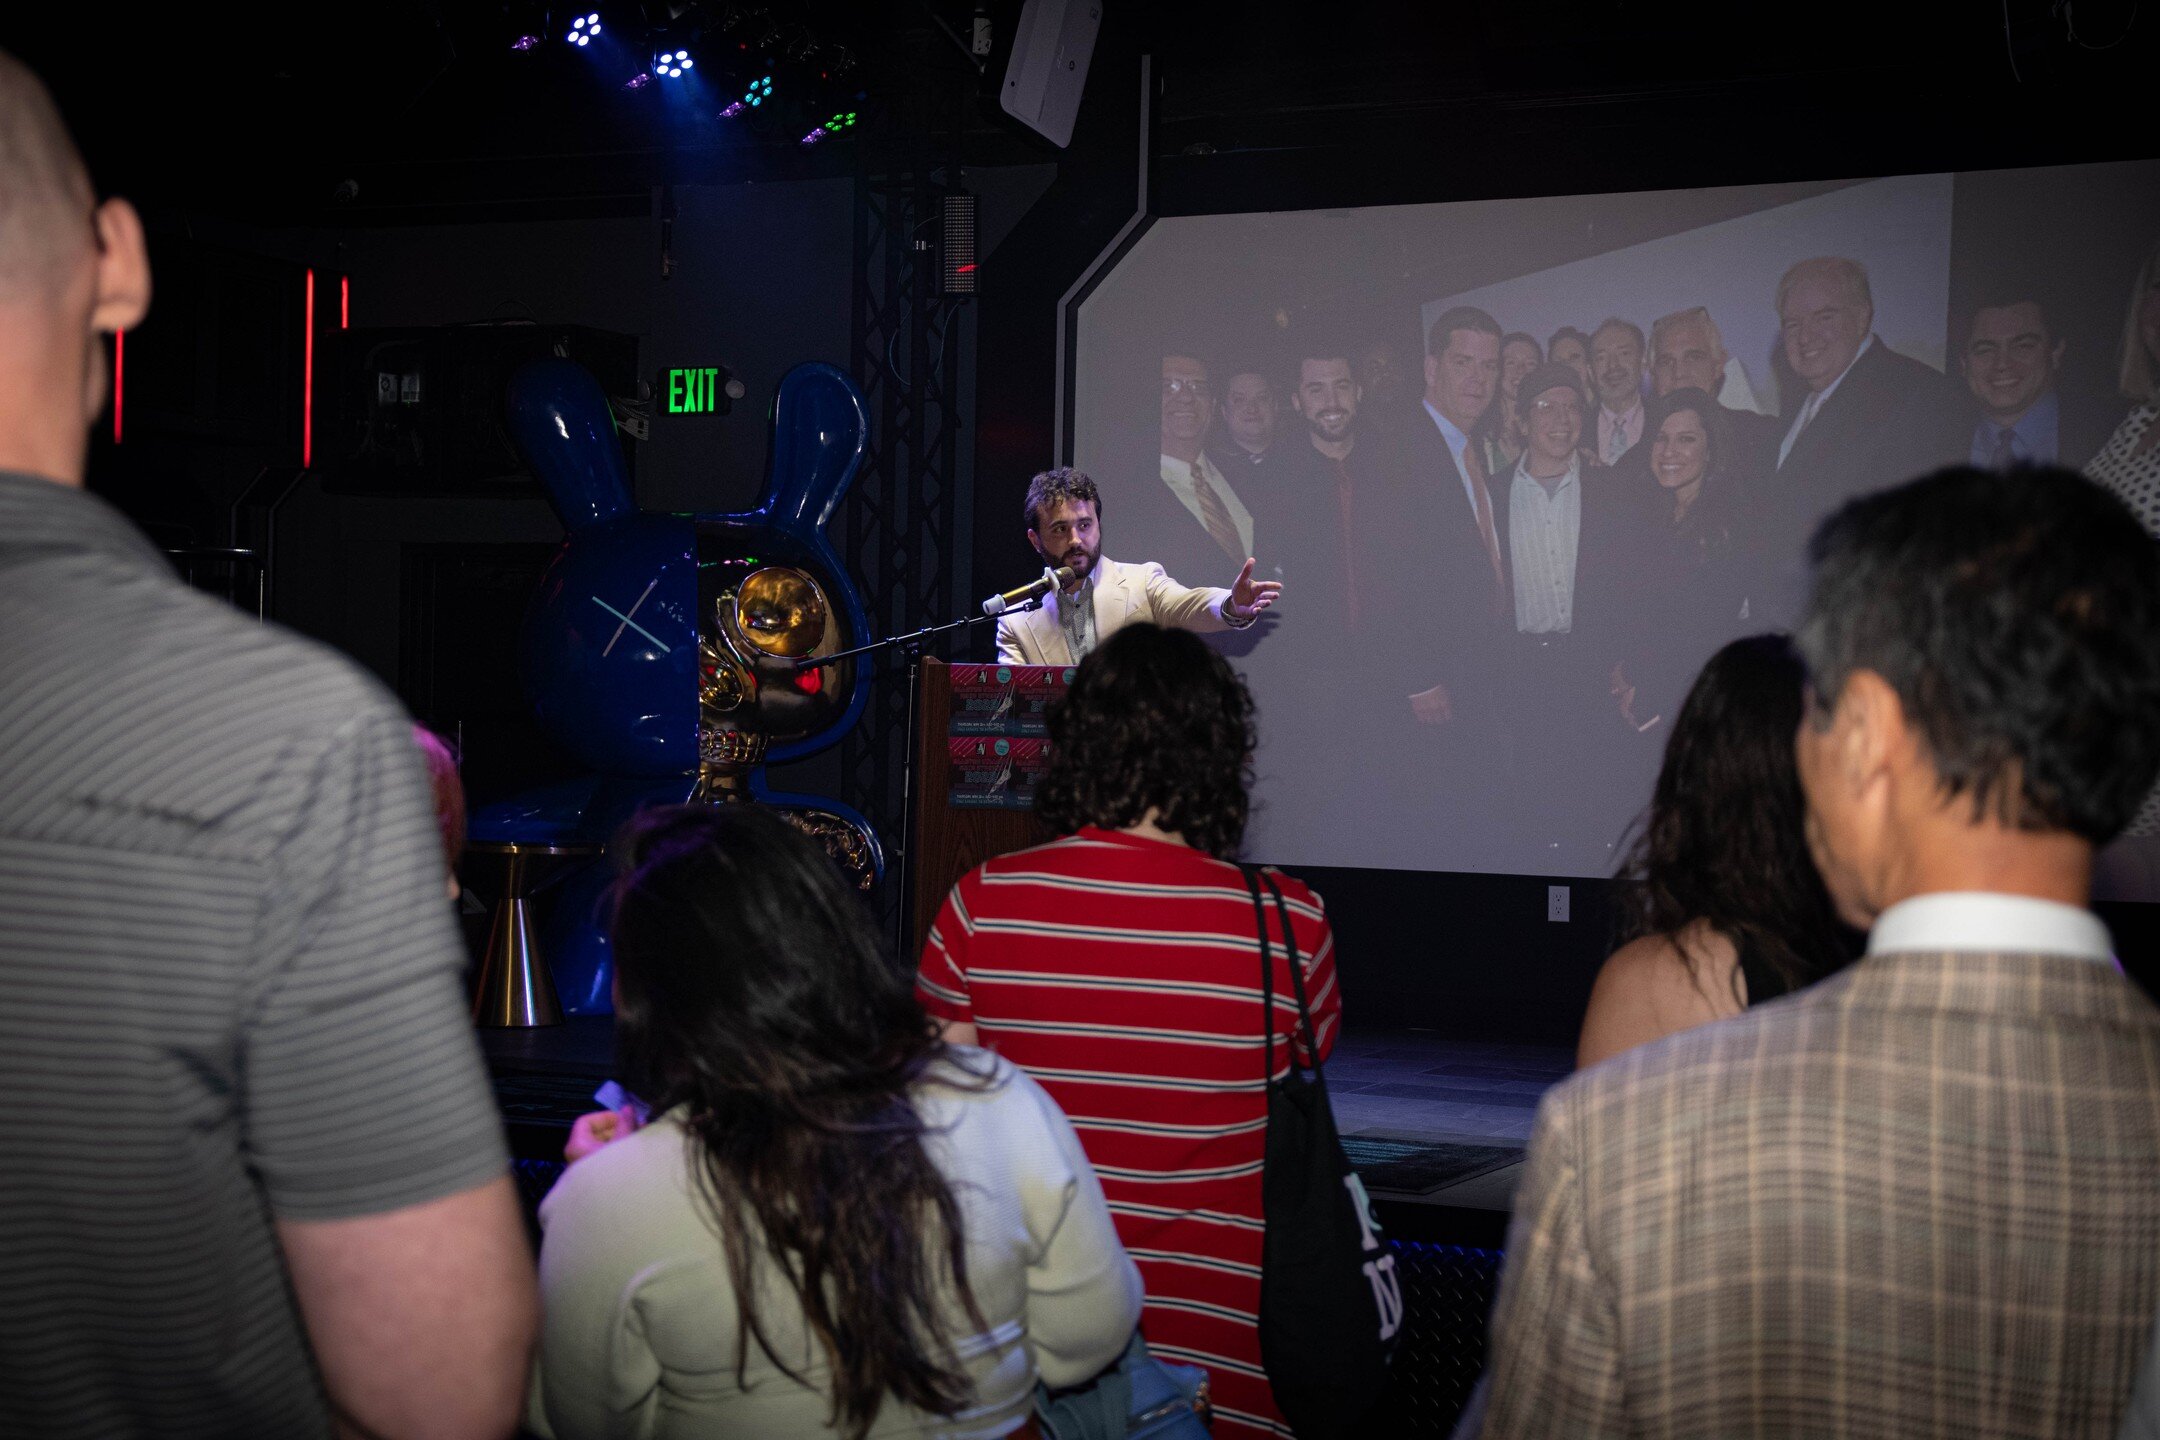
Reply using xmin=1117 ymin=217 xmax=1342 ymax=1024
xmin=1036 ymin=623 xmax=1256 ymax=858
xmin=1614 ymin=634 xmax=1858 ymax=1003
xmin=1023 ymin=466 xmax=1102 ymax=534
xmin=607 ymin=805 xmax=990 ymax=1438
xmin=1799 ymin=466 xmax=2160 ymax=841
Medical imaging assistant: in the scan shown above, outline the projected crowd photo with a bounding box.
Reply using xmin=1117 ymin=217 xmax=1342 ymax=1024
xmin=1073 ymin=164 xmax=2160 ymax=878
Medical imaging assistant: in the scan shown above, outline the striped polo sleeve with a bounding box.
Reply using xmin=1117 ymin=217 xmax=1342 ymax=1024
xmin=916 ymin=875 xmax=978 ymax=1025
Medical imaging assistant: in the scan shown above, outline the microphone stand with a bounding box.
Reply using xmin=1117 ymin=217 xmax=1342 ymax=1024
xmin=792 ymin=597 xmax=1045 ymax=963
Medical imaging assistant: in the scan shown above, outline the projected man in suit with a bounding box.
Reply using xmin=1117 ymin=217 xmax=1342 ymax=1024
xmin=1208 ymin=364 xmax=1284 ymax=479
xmin=1958 ymin=295 xmax=2111 ymax=471
xmin=994 ymin=467 xmax=1278 ymax=666
xmin=1757 ymin=256 xmax=1966 ymax=624
xmin=1589 ymin=318 xmax=1649 ymax=467
xmin=1155 ymin=353 xmax=1258 ymax=579
xmin=1385 ymin=305 xmax=1509 ymax=732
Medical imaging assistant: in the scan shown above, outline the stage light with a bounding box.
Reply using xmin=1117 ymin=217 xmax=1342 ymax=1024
xmin=567 ymin=12 xmax=601 ymax=46
xmin=720 ymin=75 xmax=771 ymax=118
xmin=623 ymin=71 xmax=652 ymax=89
xmin=654 ymin=48 xmax=692 ymax=78
xmin=800 ymin=109 xmax=859 ymax=145
xmin=511 ymin=33 xmax=543 ymax=51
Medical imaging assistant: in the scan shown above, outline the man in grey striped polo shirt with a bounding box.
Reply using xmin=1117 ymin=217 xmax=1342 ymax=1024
xmin=0 ymin=53 xmax=535 ymax=1438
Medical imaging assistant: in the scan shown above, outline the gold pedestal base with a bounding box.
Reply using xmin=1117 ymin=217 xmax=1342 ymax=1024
xmin=466 ymin=843 xmax=598 ymax=1028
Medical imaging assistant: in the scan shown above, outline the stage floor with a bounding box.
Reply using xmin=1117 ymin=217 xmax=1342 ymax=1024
xmin=482 ymin=1021 xmax=1570 ymax=1224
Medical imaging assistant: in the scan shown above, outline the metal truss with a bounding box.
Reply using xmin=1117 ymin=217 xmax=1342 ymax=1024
xmin=839 ymin=69 xmax=975 ymax=946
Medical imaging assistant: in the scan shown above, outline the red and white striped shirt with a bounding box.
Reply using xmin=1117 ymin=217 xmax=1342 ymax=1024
xmin=915 ymin=827 xmax=1342 ymax=1439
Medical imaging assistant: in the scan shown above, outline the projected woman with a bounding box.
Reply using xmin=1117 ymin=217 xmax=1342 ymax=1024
xmin=1603 ymin=387 xmax=1753 ymax=735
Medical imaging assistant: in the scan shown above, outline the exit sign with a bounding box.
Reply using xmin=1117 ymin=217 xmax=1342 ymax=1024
xmin=666 ymin=366 xmax=728 ymax=415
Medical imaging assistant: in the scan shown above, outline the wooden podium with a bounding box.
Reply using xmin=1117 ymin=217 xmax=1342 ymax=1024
xmin=907 ymin=656 xmax=1053 ymax=963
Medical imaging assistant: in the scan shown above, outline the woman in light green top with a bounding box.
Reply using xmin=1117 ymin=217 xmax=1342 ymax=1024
xmin=530 ymin=806 xmax=1141 ymax=1439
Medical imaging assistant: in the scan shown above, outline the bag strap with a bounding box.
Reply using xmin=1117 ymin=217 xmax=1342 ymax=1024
xmin=1239 ymin=864 xmax=1276 ymax=1087
xmin=1261 ymin=870 xmax=1323 ymax=1072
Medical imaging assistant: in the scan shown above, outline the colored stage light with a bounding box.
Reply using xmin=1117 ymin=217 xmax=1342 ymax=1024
xmin=654 ymin=49 xmax=692 ymax=78
xmin=510 ymin=34 xmax=543 ymax=51
xmin=567 ymin=12 xmax=600 ymax=46
xmin=623 ymin=71 xmax=652 ymax=89
xmin=801 ymin=110 xmax=859 ymax=145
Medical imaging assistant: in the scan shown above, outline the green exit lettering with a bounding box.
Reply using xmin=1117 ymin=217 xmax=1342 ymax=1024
xmin=667 ymin=367 xmax=723 ymax=414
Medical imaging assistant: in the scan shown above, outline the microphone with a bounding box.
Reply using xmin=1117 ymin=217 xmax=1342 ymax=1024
xmin=982 ymin=566 xmax=1075 ymax=617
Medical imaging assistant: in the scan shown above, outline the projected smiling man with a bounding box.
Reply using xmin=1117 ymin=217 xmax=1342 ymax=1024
xmin=994 ymin=467 xmax=1281 ymax=667
xmin=1157 ymin=352 xmax=1257 ymax=574
xmin=1590 ymin=317 xmax=1649 ymax=466
xmin=1760 ymin=255 xmax=1965 ymax=623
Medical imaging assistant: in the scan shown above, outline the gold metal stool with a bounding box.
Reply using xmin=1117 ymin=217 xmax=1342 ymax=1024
xmin=466 ymin=841 xmax=600 ymax=1028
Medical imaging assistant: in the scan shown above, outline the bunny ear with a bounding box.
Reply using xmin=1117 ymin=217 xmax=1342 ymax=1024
xmin=756 ymin=362 xmax=869 ymax=536
xmin=507 ymin=358 xmax=635 ymax=532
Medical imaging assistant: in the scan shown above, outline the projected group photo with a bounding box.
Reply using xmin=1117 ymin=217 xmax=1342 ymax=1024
xmin=1074 ymin=162 xmax=2160 ymax=878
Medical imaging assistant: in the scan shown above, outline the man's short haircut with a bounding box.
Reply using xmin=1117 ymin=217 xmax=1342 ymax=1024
xmin=1961 ymin=291 xmax=2055 ymax=351
xmin=1590 ymin=316 xmax=1646 ymax=354
xmin=0 ymin=50 xmax=95 ymax=302
xmin=1650 ymin=306 xmax=1726 ymax=356
xmin=1797 ymin=466 xmax=2160 ymax=842
xmin=1220 ymin=361 xmax=1275 ymax=388
xmin=1547 ymin=325 xmax=1592 ymax=356
xmin=1776 ymin=256 xmax=1873 ymax=318
xmin=1500 ymin=332 xmax=1542 ymax=358
xmin=1023 ymin=466 xmax=1101 ymax=533
xmin=1426 ymin=306 xmax=1502 ymax=359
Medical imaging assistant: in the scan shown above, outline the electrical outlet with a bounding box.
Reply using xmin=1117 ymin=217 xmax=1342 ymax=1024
xmin=1547 ymin=885 xmax=1570 ymax=922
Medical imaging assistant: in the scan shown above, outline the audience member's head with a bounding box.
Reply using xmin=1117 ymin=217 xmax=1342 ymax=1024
xmin=609 ymin=803 xmax=984 ymax=1432
xmin=1650 ymin=307 xmax=1732 ymax=398
xmin=1796 ymin=467 xmax=2160 ymax=925
xmin=1960 ymin=295 xmax=2063 ymax=427
xmin=1500 ymin=332 xmax=1543 ymax=405
xmin=1517 ymin=363 xmax=1586 ymax=473
xmin=1022 ymin=466 xmax=1102 ymax=581
xmin=411 ymin=726 xmax=466 ymax=896
xmin=1643 ymin=386 xmax=1727 ymax=518
xmin=1217 ymin=364 xmax=1276 ymax=455
xmin=1777 ymin=257 xmax=1873 ymax=395
xmin=1292 ymin=347 xmax=1359 ymax=452
xmin=1423 ymin=306 xmax=1502 ymax=431
xmin=1038 ymin=623 xmax=1256 ymax=859
xmin=0 ymin=48 xmax=150 ymax=485
xmin=1616 ymin=634 xmax=1852 ymax=1000
xmin=2115 ymin=236 xmax=2160 ymax=403
xmin=1589 ymin=318 xmax=1647 ymax=415
xmin=1547 ymin=326 xmax=1593 ymax=389
xmin=1160 ymin=351 xmax=1212 ymax=460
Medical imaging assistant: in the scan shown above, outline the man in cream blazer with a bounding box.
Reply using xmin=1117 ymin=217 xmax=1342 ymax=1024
xmin=995 ymin=467 xmax=1280 ymax=666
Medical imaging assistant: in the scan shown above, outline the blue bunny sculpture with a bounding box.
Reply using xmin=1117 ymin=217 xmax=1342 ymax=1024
xmin=468 ymin=357 xmax=883 ymax=1013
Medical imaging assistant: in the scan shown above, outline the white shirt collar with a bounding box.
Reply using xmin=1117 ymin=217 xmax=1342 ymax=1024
xmin=1867 ymin=891 xmax=2113 ymax=963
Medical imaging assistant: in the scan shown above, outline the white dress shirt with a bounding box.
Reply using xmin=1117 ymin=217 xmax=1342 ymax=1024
xmin=1157 ymin=451 xmax=1254 ymax=558
xmin=1778 ymin=334 xmax=1877 ymax=469
xmin=1867 ymin=890 xmax=2113 ymax=963
xmin=1508 ymin=455 xmax=1582 ymax=635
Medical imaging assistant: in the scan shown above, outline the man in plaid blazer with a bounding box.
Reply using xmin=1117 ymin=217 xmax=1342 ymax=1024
xmin=1470 ymin=466 xmax=2160 ymax=1438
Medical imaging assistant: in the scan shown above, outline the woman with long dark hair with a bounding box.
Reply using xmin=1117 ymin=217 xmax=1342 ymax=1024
xmin=916 ymin=623 xmax=1343 ymax=1440
xmin=530 ymin=805 xmax=1141 ymax=1439
xmin=1601 ymin=386 xmax=1756 ymax=736
xmin=1576 ymin=634 xmax=1860 ymax=1068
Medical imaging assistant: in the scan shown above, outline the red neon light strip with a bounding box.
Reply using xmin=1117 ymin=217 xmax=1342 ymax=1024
xmin=340 ymin=274 xmax=349 ymax=330
xmin=302 ymin=269 xmax=315 ymax=467
xmin=112 ymin=330 xmax=124 ymax=444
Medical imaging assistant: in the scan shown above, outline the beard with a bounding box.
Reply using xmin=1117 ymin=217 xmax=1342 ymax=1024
xmin=1304 ymin=410 xmax=1355 ymax=443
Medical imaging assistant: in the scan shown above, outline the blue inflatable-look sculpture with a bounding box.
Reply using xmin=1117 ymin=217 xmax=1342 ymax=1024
xmin=469 ymin=358 xmax=883 ymax=1013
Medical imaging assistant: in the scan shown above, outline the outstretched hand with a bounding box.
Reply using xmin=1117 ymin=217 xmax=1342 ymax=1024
xmin=1226 ymin=558 xmax=1283 ymax=622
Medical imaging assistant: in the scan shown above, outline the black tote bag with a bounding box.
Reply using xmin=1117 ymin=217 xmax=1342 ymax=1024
xmin=1240 ymin=865 xmax=1401 ymax=1438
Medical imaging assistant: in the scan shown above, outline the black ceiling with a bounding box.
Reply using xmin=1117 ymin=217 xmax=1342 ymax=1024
xmin=8 ymin=0 xmax=2153 ymax=227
